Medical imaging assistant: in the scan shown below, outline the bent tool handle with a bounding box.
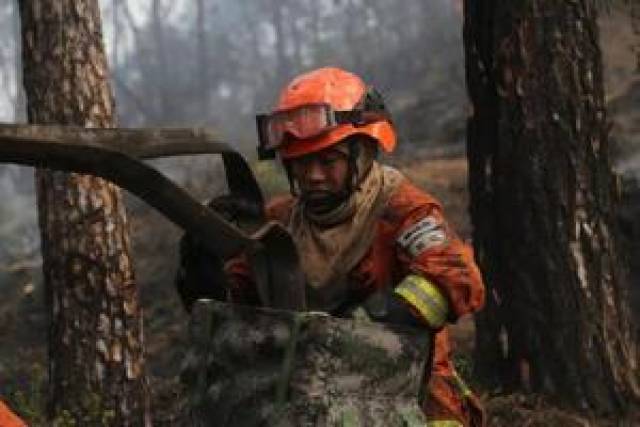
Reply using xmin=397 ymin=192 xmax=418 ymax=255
xmin=0 ymin=124 xmax=306 ymax=308
xmin=0 ymin=123 xmax=264 ymax=214
xmin=0 ymin=128 xmax=255 ymax=260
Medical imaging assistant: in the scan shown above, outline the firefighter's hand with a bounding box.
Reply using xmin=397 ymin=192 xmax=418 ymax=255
xmin=358 ymin=287 xmax=422 ymax=328
xmin=382 ymin=292 xmax=423 ymax=327
xmin=175 ymin=232 xmax=227 ymax=311
xmin=207 ymin=194 xmax=264 ymax=231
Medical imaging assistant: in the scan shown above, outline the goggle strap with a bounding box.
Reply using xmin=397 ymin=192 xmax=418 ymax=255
xmin=334 ymin=110 xmax=365 ymax=125
xmin=333 ymin=109 xmax=391 ymax=127
xmin=256 ymin=86 xmax=393 ymax=160
xmin=256 ymin=114 xmax=277 ymax=160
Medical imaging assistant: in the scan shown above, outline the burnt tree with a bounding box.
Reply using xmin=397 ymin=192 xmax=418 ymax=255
xmin=464 ymin=0 xmax=640 ymax=415
xmin=18 ymin=0 xmax=150 ymax=424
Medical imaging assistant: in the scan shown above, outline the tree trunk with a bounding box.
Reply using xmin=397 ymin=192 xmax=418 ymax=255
xmin=631 ymin=0 xmax=639 ymax=71
xmin=464 ymin=0 xmax=640 ymax=416
xmin=12 ymin=0 xmax=24 ymax=122
xmin=17 ymin=0 xmax=150 ymax=424
xmin=151 ymin=0 xmax=170 ymax=122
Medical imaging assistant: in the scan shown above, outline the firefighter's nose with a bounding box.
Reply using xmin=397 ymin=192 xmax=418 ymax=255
xmin=305 ymin=160 xmax=327 ymax=183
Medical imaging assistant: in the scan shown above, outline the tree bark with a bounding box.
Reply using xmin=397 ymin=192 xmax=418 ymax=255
xmin=464 ymin=0 xmax=640 ymax=416
xmin=196 ymin=0 xmax=209 ymax=117
xmin=12 ymin=0 xmax=24 ymax=122
xmin=17 ymin=0 xmax=150 ymax=424
xmin=631 ymin=0 xmax=639 ymax=71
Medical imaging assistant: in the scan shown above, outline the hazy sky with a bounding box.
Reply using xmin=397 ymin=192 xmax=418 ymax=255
xmin=0 ymin=0 xmax=152 ymax=121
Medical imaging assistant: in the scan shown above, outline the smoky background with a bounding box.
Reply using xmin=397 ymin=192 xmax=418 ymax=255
xmin=0 ymin=0 xmax=469 ymax=268
xmin=0 ymin=0 xmax=636 ymax=414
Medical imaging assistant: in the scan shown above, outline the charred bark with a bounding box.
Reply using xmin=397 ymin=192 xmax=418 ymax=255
xmin=17 ymin=0 xmax=150 ymax=424
xmin=464 ymin=0 xmax=640 ymax=415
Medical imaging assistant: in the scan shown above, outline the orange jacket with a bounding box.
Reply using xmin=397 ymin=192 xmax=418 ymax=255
xmin=0 ymin=400 xmax=26 ymax=427
xmin=225 ymin=176 xmax=486 ymax=425
xmin=226 ymin=177 xmax=485 ymax=320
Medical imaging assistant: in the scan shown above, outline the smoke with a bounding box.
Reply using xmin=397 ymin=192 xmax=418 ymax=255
xmin=0 ymin=166 xmax=39 ymax=266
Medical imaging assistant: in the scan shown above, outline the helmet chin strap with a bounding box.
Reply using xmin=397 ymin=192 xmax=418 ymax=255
xmin=301 ymin=189 xmax=351 ymax=215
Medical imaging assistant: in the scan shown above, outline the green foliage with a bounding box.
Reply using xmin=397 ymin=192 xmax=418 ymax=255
xmin=5 ymin=362 xmax=47 ymax=425
xmin=5 ymin=362 xmax=117 ymax=426
xmin=48 ymin=390 xmax=116 ymax=426
xmin=452 ymin=352 xmax=474 ymax=385
xmin=251 ymin=160 xmax=289 ymax=197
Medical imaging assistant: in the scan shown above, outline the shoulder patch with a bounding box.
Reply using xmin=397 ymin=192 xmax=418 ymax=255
xmin=397 ymin=216 xmax=447 ymax=257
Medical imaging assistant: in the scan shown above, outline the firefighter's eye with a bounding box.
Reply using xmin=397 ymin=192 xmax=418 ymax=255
xmin=319 ymin=156 xmax=339 ymax=167
xmin=318 ymin=152 xmax=347 ymax=167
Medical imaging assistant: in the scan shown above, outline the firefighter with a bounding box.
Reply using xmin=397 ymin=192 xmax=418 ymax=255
xmin=0 ymin=400 xmax=26 ymax=427
xmin=222 ymin=67 xmax=486 ymax=426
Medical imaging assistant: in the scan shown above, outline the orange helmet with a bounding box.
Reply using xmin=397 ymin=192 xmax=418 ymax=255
xmin=256 ymin=67 xmax=396 ymax=159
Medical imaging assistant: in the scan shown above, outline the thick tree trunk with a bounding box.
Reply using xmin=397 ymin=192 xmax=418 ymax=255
xmin=464 ymin=0 xmax=640 ymax=416
xmin=17 ymin=0 xmax=150 ymax=424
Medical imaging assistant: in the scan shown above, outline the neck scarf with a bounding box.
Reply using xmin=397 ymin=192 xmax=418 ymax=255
xmin=288 ymin=161 xmax=403 ymax=311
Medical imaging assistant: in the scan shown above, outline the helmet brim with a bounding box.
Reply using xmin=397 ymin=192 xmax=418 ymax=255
xmin=279 ymin=121 xmax=396 ymax=159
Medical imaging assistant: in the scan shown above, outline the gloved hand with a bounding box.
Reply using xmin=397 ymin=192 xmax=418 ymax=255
xmin=207 ymin=194 xmax=264 ymax=232
xmin=346 ymin=275 xmax=449 ymax=330
xmin=373 ymin=291 xmax=423 ymax=328
xmin=175 ymin=232 xmax=228 ymax=311
xmin=175 ymin=193 xmax=266 ymax=311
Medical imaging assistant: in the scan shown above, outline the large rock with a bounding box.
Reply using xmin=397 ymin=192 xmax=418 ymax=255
xmin=181 ymin=300 xmax=431 ymax=426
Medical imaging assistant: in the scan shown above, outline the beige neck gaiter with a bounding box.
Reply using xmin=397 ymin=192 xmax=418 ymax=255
xmin=288 ymin=161 xmax=403 ymax=311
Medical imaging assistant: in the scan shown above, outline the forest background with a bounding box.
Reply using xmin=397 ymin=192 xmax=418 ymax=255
xmin=0 ymin=0 xmax=637 ymax=424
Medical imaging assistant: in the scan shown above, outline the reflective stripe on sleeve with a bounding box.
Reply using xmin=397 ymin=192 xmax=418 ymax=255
xmin=394 ymin=274 xmax=449 ymax=329
xmin=452 ymin=369 xmax=473 ymax=398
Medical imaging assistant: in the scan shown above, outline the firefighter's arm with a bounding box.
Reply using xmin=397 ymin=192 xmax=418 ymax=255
xmin=393 ymin=205 xmax=485 ymax=329
xmin=223 ymin=195 xmax=295 ymax=306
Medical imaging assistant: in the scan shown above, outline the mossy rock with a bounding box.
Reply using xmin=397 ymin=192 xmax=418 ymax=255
xmin=181 ymin=300 xmax=431 ymax=426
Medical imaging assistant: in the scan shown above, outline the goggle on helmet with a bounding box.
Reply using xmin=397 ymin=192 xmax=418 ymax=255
xmin=256 ymin=86 xmax=394 ymax=160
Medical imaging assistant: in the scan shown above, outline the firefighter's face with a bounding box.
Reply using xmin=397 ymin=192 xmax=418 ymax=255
xmin=289 ymin=145 xmax=350 ymax=206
